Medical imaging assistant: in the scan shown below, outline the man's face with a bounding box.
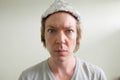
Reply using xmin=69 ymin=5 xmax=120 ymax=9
xmin=44 ymin=12 xmax=77 ymax=59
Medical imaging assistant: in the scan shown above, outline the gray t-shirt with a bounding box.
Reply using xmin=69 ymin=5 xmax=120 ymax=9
xmin=19 ymin=57 xmax=107 ymax=80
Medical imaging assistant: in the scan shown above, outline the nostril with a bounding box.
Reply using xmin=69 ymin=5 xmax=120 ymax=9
xmin=55 ymin=36 xmax=66 ymax=44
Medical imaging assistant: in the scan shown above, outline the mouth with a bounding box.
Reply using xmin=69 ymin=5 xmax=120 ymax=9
xmin=56 ymin=50 xmax=67 ymax=52
xmin=55 ymin=49 xmax=67 ymax=54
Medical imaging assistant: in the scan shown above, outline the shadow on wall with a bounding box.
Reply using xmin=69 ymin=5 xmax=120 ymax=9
xmin=103 ymin=30 xmax=120 ymax=54
xmin=78 ymin=24 xmax=120 ymax=80
xmin=83 ymin=29 xmax=120 ymax=60
xmin=97 ymin=30 xmax=120 ymax=80
xmin=114 ymin=77 xmax=120 ymax=80
xmin=81 ymin=29 xmax=120 ymax=80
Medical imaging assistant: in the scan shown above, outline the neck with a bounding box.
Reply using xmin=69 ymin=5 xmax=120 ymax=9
xmin=48 ymin=55 xmax=76 ymax=75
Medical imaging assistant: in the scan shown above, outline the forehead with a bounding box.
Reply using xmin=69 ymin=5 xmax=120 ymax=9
xmin=45 ymin=12 xmax=77 ymax=28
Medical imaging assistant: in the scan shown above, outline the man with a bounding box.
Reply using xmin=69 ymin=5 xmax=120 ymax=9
xmin=19 ymin=0 xmax=107 ymax=80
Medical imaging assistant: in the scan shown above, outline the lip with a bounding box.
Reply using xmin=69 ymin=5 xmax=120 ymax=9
xmin=55 ymin=49 xmax=67 ymax=54
xmin=56 ymin=50 xmax=67 ymax=52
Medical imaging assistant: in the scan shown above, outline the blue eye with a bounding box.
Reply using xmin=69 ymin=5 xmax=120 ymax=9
xmin=48 ymin=29 xmax=56 ymax=33
xmin=66 ymin=29 xmax=73 ymax=33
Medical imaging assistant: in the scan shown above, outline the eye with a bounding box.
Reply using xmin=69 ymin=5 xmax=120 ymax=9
xmin=47 ymin=29 xmax=56 ymax=33
xmin=66 ymin=29 xmax=73 ymax=33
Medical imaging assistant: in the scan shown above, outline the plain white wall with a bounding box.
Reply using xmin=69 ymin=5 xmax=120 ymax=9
xmin=0 ymin=0 xmax=120 ymax=80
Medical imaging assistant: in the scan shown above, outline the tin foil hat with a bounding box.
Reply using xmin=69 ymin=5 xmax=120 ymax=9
xmin=41 ymin=0 xmax=81 ymax=22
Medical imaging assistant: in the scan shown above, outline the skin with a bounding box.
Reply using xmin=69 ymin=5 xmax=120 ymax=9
xmin=44 ymin=12 xmax=78 ymax=80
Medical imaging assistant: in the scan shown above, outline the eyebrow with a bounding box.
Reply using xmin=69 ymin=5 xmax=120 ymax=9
xmin=46 ymin=24 xmax=75 ymax=29
xmin=46 ymin=25 xmax=56 ymax=29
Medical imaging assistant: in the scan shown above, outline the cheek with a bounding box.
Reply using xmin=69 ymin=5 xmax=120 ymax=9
xmin=71 ymin=32 xmax=77 ymax=42
xmin=71 ymin=38 xmax=77 ymax=46
xmin=45 ymin=36 xmax=50 ymax=45
xmin=45 ymin=35 xmax=54 ymax=47
xmin=71 ymin=34 xmax=77 ymax=47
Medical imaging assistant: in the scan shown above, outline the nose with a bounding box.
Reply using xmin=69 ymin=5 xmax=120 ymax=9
xmin=55 ymin=31 xmax=66 ymax=44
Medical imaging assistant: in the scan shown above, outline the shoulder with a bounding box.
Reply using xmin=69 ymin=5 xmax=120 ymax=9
xmin=79 ymin=59 xmax=102 ymax=73
xmin=76 ymin=57 xmax=107 ymax=80
xmin=19 ymin=60 xmax=48 ymax=80
xmin=23 ymin=60 xmax=47 ymax=74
